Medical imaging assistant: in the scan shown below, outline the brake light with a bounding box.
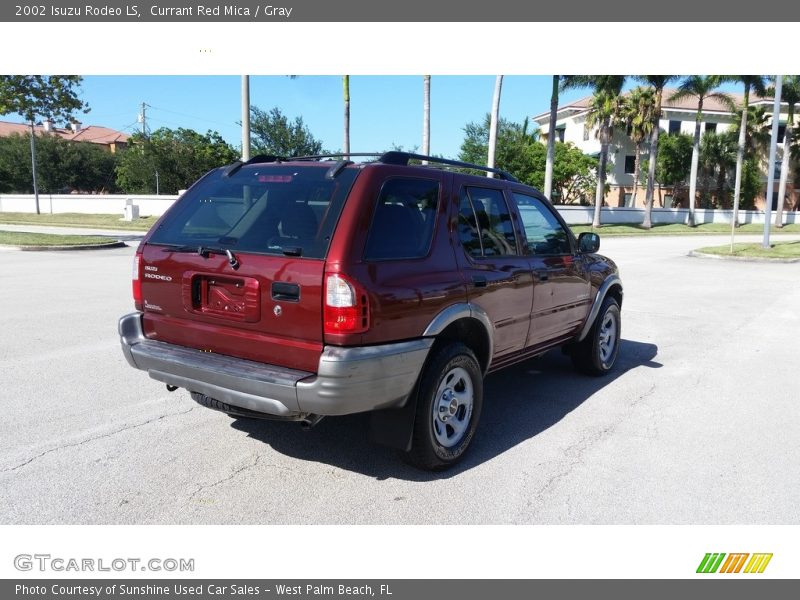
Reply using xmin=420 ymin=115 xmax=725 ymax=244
xmin=324 ymin=274 xmax=369 ymax=334
xmin=132 ymin=248 xmax=143 ymax=310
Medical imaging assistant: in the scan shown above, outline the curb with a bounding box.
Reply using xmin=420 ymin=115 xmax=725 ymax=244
xmin=688 ymin=250 xmax=800 ymax=263
xmin=14 ymin=241 xmax=128 ymax=252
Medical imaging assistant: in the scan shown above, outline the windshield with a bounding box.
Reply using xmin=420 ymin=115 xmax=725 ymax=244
xmin=148 ymin=164 xmax=359 ymax=259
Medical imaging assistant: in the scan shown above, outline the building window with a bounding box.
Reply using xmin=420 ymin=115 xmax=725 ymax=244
xmin=705 ymin=122 xmax=717 ymax=133
xmin=778 ymin=124 xmax=787 ymax=140
xmin=664 ymin=194 xmax=674 ymax=208
xmin=668 ymin=121 xmax=681 ymax=135
xmin=582 ymin=125 xmax=590 ymax=141
xmin=624 ymin=155 xmax=637 ymax=175
xmin=556 ymin=126 xmax=565 ymax=143
xmin=624 ymin=193 xmax=634 ymax=207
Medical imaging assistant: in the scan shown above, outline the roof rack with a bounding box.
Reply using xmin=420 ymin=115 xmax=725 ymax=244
xmin=378 ymin=151 xmax=519 ymax=182
xmin=224 ymin=152 xmax=519 ymax=182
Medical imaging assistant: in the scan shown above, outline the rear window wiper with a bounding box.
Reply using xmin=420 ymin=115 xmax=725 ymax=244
xmin=162 ymin=245 xmax=240 ymax=269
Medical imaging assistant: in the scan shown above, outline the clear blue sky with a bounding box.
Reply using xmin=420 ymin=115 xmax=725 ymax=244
xmin=11 ymin=75 xmax=744 ymax=160
xmin=71 ymin=75 xmax=592 ymax=159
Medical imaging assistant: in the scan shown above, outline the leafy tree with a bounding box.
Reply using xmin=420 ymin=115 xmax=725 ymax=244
xmin=669 ymin=76 xmax=734 ymax=226
xmin=544 ymin=76 xmax=591 ymax=198
xmin=249 ymin=106 xmax=325 ymax=157
xmin=116 ymin=127 xmax=238 ymax=194
xmin=740 ymin=156 xmax=762 ymax=211
xmin=459 ymin=115 xmax=542 ymax=184
xmin=0 ymin=133 xmax=118 ymax=193
xmin=550 ymin=142 xmax=601 ymax=204
xmin=620 ymin=86 xmax=656 ymax=207
xmin=699 ymin=131 xmax=737 ymax=208
xmin=458 ymin=115 xmax=597 ymax=201
xmin=635 ymin=75 xmax=680 ymax=228
xmin=0 ymin=75 xmax=89 ymax=212
xmin=653 ymin=132 xmax=693 ymax=206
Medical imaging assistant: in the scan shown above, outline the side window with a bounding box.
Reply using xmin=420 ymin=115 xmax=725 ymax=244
xmin=364 ymin=178 xmax=439 ymax=260
xmin=514 ymin=193 xmax=571 ymax=255
xmin=458 ymin=187 xmax=518 ymax=258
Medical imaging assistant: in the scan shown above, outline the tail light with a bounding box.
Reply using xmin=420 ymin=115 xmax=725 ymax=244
xmin=132 ymin=247 xmax=144 ymax=310
xmin=324 ymin=273 xmax=369 ymax=334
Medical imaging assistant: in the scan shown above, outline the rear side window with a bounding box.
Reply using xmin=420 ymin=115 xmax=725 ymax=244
xmin=148 ymin=166 xmax=358 ymax=259
xmin=458 ymin=187 xmax=518 ymax=257
xmin=364 ymin=178 xmax=440 ymax=260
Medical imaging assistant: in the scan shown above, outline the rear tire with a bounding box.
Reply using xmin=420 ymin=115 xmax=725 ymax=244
xmin=571 ymin=296 xmax=621 ymax=376
xmin=404 ymin=343 xmax=483 ymax=471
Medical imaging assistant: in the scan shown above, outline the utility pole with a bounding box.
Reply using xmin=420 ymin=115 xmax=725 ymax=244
xmin=241 ymin=76 xmax=250 ymax=161
xmin=138 ymin=102 xmax=148 ymax=138
xmin=763 ymin=76 xmax=783 ymax=249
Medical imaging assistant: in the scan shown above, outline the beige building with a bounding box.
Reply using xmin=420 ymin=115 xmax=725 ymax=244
xmin=533 ymin=92 xmax=797 ymax=212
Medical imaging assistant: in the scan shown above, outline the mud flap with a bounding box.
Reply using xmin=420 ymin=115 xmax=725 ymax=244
xmin=368 ymin=389 xmax=419 ymax=451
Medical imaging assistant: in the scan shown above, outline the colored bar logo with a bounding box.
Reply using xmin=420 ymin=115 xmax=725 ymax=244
xmin=696 ymin=553 xmax=773 ymax=574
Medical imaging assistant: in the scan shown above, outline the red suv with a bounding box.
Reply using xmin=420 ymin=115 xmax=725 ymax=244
xmin=119 ymin=152 xmax=622 ymax=470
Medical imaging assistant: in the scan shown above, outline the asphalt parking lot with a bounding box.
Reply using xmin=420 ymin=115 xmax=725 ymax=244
xmin=1 ymin=233 xmax=798 ymax=524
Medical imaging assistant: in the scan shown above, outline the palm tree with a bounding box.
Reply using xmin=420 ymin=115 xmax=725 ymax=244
xmin=636 ymin=76 xmax=680 ymax=229
xmin=621 ymin=86 xmax=656 ymax=208
xmin=669 ymin=76 xmax=734 ymax=226
xmin=731 ymin=76 xmax=767 ymax=226
xmin=543 ymin=75 xmax=560 ymax=198
xmin=767 ymin=76 xmax=800 ymax=227
xmin=544 ymin=76 xmax=592 ymax=199
xmin=342 ymin=75 xmax=350 ymax=155
xmin=583 ymin=76 xmax=626 ymax=227
xmin=487 ymin=75 xmax=504 ymax=177
xmin=422 ymin=75 xmax=431 ymax=163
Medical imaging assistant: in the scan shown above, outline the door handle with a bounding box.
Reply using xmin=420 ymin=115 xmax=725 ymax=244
xmin=472 ymin=275 xmax=487 ymax=288
xmin=536 ymin=271 xmax=550 ymax=282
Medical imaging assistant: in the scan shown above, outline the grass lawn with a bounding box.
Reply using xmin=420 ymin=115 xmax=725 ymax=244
xmin=570 ymin=223 xmax=800 ymax=236
xmin=0 ymin=212 xmax=154 ymax=231
xmin=0 ymin=231 xmax=115 ymax=247
xmin=694 ymin=240 xmax=800 ymax=259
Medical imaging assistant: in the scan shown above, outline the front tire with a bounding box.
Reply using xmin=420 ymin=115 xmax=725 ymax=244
xmin=571 ymin=296 xmax=621 ymax=376
xmin=404 ymin=343 xmax=483 ymax=471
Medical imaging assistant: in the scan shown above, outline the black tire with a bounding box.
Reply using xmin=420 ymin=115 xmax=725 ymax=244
xmin=571 ymin=296 xmax=621 ymax=376
xmin=190 ymin=392 xmax=256 ymax=419
xmin=404 ymin=343 xmax=483 ymax=471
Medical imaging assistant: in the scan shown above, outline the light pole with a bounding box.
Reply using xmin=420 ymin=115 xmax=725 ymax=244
xmin=763 ymin=76 xmax=783 ymax=249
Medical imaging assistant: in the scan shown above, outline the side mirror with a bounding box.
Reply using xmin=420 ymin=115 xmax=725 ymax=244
xmin=578 ymin=232 xmax=600 ymax=253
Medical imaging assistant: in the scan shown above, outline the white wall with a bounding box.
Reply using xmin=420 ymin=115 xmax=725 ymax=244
xmin=0 ymin=194 xmax=179 ymax=217
xmin=555 ymin=205 xmax=800 ymax=226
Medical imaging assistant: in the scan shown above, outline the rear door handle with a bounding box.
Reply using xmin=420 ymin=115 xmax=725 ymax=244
xmin=536 ymin=271 xmax=549 ymax=282
xmin=472 ymin=275 xmax=487 ymax=288
xmin=272 ymin=281 xmax=300 ymax=302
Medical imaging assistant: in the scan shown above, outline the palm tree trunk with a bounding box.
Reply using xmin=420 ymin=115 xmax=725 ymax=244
xmin=643 ymin=88 xmax=663 ymax=229
xmin=688 ymin=107 xmax=702 ymax=227
xmin=342 ymin=75 xmax=350 ymax=155
xmin=29 ymin=120 xmax=40 ymax=215
xmin=631 ymin=142 xmax=641 ymax=207
xmin=487 ymin=75 xmax=503 ymax=177
xmin=544 ymin=75 xmax=559 ymax=198
xmin=422 ymin=75 xmax=431 ymax=164
xmin=775 ymin=104 xmax=793 ymax=228
xmin=593 ymin=119 xmax=609 ymax=228
xmin=732 ymin=86 xmax=750 ymax=228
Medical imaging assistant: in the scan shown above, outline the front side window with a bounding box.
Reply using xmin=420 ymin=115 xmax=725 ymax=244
xmin=364 ymin=177 xmax=440 ymax=260
xmin=458 ymin=187 xmax=518 ymax=258
xmin=514 ymin=193 xmax=571 ymax=255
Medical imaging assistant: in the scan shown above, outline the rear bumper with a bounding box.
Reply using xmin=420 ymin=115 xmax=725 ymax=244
xmin=119 ymin=312 xmax=432 ymax=418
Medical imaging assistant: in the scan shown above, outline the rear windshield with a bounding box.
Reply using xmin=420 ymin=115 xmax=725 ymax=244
xmin=148 ymin=165 xmax=359 ymax=259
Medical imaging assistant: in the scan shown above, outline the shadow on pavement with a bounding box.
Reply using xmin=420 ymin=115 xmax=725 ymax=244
xmin=229 ymin=339 xmax=660 ymax=481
